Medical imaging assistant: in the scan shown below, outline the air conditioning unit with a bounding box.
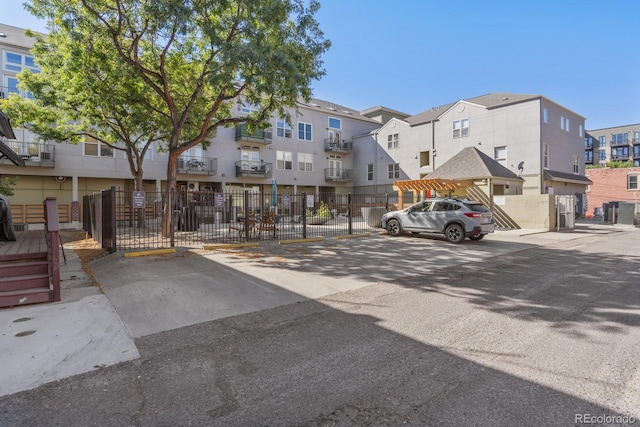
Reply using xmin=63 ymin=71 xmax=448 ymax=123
xmin=187 ymin=181 xmax=200 ymax=191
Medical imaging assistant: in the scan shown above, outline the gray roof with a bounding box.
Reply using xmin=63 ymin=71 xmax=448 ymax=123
xmin=407 ymin=92 xmax=542 ymax=126
xmin=426 ymin=147 xmax=523 ymax=181
xmin=0 ymin=23 xmax=41 ymax=49
xmin=298 ymin=97 xmax=380 ymax=124
xmin=543 ymin=170 xmax=592 ymax=185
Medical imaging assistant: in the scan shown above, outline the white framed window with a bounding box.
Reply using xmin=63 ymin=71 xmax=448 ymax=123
xmin=3 ymin=51 xmax=39 ymax=74
xmin=387 ymin=133 xmax=398 ymax=149
xmin=566 ymin=118 xmax=570 ymax=132
xmin=579 ymin=124 xmax=583 ymax=137
xmin=573 ymin=155 xmax=579 ymax=174
xmin=297 ymin=122 xmax=312 ymax=141
xmin=388 ymin=163 xmax=400 ymax=179
xmin=238 ymin=100 xmax=259 ymax=114
xmin=494 ymin=146 xmax=507 ymax=166
xmin=543 ymin=108 xmax=549 ymax=124
xmin=543 ymin=143 xmax=549 ymax=169
xmin=83 ymin=136 xmax=114 ymax=158
xmin=276 ymin=118 xmax=292 ymax=138
xmin=328 ymin=117 xmax=341 ymax=130
xmin=628 ymin=174 xmax=638 ymax=190
xmin=561 ymin=116 xmax=565 ymax=130
xmin=276 ymin=150 xmax=292 ymax=170
xmin=453 ymin=119 xmax=469 ymax=138
xmin=298 ymin=152 xmax=313 ymax=172
xmin=366 ymin=164 xmax=374 ymax=181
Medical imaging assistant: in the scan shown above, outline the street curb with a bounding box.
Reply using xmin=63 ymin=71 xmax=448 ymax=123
xmin=123 ymin=248 xmax=176 ymax=258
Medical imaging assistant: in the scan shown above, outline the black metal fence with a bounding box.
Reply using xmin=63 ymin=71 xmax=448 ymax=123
xmin=84 ymin=188 xmax=402 ymax=252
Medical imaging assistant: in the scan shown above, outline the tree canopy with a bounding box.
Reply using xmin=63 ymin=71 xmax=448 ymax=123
xmin=14 ymin=0 xmax=330 ymax=233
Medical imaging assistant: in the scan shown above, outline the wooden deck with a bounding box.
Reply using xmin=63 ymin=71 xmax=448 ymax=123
xmin=0 ymin=230 xmax=48 ymax=258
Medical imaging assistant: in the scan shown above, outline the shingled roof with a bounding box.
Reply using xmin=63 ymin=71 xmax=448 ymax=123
xmin=426 ymin=147 xmax=523 ymax=181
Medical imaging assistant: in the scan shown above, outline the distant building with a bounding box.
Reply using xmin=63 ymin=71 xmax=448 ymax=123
xmin=584 ymin=124 xmax=640 ymax=167
xmin=585 ymin=166 xmax=640 ymax=215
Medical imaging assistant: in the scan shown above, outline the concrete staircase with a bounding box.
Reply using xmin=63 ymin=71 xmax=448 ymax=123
xmin=0 ymin=252 xmax=52 ymax=308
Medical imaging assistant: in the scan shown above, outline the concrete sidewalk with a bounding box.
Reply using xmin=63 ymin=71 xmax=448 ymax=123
xmin=0 ymin=220 xmax=633 ymax=397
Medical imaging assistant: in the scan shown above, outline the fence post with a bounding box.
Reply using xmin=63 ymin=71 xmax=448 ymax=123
xmin=385 ymin=193 xmax=389 ymax=212
xmin=302 ymin=192 xmax=307 ymax=239
xmin=44 ymin=197 xmax=61 ymax=302
xmin=244 ymin=190 xmax=250 ymax=241
xmin=348 ymin=193 xmax=353 ymax=235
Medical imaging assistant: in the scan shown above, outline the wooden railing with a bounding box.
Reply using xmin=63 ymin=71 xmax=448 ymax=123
xmin=44 ymin=197 xmax=61 ymax=302
xmin=10 ymin=203 xmax=72 ymax=224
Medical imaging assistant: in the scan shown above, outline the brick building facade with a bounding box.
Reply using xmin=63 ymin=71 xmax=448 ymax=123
xmin=585 ymin=167 xmax=640 ymax=215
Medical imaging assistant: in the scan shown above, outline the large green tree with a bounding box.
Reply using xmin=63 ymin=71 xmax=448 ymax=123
xmin=20 ymin=0 xmax=330 ymax=235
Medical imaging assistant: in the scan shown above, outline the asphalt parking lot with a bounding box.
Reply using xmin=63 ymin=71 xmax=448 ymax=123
xmin=1 ymin=222 xmax=639 ymax=426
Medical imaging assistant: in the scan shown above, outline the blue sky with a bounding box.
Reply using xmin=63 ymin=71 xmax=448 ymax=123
xmin=4 ymin=0 xmax=639 ymax=130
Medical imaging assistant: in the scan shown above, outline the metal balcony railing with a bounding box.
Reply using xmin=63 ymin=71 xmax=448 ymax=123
xmin=0 ymin=141 xmax=55 ymax=167
xmin=324 ymin=138 xmax=352 ymax=154
xmin=235 ymin=125 xmax=272 ymax=145
xmin=0 ymin=85 xmax=33 ymax=100
xmin=324 ymin=168 xmax=353 ymax=182
xmin=177 ymin=156 xmax=217 ymax=175
xmin=235 ymin=160 xmax=273 ymax=178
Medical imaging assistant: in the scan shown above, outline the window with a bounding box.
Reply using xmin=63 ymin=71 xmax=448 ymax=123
xmin=566 ymin=118 xmax=570 ymax=132
xmin=573 ymin=155 xmax=579 ymax=174
xmin=83 ymin=136 xmax=114 ymax=158
xmin=543 ymin=143 xmax=549 ymax=168
xmin=543 ymin=108 xmax=549 ymax=123
xmin=388 ymin=163 xmax=400 ymax=179
xmin=611 ymin=146 xmax=629 ymax=160
xmin=297 ymin=122 xmax=312 ymax=141
xmin=599 ymin=149 xmax=606 ymax=161
xmin=239 ymin=101 xmax=258 ymax=114
xmin=599 ymin=136 xmax=606 ymax=147
xmin=366 ymin=164 xmax=374 ymax=181
xmin=419 ymin=151 xmax=430 ymax=167
xmin=579 ymin=124 xmax=583 ymax=137
xmin=561 ymin=116 xmax=570 ymax=132
xmin=634 ymin=131 xmax=640 ymax=143
xmin=276 ymin=150 xmax=292 ymax=170
xmin=328 ymin=117 xmax=341 ymax=130
xmin=628 ymin=175 xmax=638 ymax=190
xmin=3 ymin=51 xmax=39 ymax=74
xmin=138 ymin=142 xmax=152 ymax=160
xmin=387 ymin=133 xmax=398 ymax=149
xmin=276 ymin=118 xmax=292 ymax=138
xmin=585 ymin=137 xmax=593 ymax=149
xmin=494 ymin=146 xmax=507 ymax=166
xmin=611 ymin=133 xmax=629 ymax=146
xmin=561 ymin=116 xmax=565 ymax=130
xmin=634 ymin=145 xmax=640 ymax=159
xmin=453 ymin=119 xmax=469 ymax=138
xmin=585 ymin=151 xmax=593 ymax=163
xmin=298 ymin=152 xmax=313 ymax=172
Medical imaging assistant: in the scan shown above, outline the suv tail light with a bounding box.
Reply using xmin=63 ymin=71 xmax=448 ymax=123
xmin=464 ymin=212 xmax=482 ymax=218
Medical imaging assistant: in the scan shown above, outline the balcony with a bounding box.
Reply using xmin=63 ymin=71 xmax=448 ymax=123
xmin=324 ymin=138 xmax=352 ymax=154
xmin=235 ymin=160 xmax=273 ymax=178
xmin=235 ymin=125 xmax=272 ymax=145
xmin=324 ymin=168 xmax=353 ymax=182
xmin=633 ymin=138 xmax=640 ymax=145
xmin=0 ymin=141 xmax=55 ymax=167
xmin=177 ymin=156 xmax=217 ymax=175
xmin=611 ymin=154 xmax=630 ymax=161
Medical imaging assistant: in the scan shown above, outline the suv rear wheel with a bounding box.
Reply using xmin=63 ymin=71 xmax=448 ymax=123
xmin=445 ymin=223 xmax=465 ymax=243
xmin=469 ymin=234 xmax=484 ymax=241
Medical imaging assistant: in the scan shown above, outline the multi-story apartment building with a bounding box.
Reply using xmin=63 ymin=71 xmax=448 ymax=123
xmin=0 ymin=23 xmax=382 ymax=227
xmin=1 ymin=23 xmax=594 ymax=226
xmin=584 ymin=124 xmax=640 ymax=167
xmin=354 ymin=93 xmax=591 ymax=203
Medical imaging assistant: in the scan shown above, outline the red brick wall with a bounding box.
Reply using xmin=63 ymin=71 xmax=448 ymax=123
xmin=585 ymin=167 xmax=640 ymax=215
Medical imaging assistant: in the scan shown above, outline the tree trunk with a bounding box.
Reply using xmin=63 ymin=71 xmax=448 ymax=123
xmin=162 ymin=153 xmax=179 ymax=238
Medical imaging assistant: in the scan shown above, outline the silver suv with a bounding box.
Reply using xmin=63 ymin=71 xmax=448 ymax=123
xmin=381 ymin=198 xmax=495 ymax=243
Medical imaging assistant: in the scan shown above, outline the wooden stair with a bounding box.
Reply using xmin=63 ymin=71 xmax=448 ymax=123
xmin=0 ymin=252 xmax=52 ymax=308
